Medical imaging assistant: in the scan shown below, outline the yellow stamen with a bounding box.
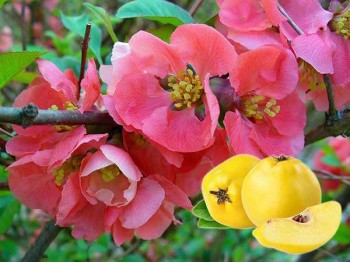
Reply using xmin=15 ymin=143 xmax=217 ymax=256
xmin=330 ymin=9 xmax=350 ymax=39
xmin=50 ymin=101 xmax=78 ymax=132
xmin=100 ymin=165 xmax=121 ymax=183
xmin=241 ymin=96 xmax=280 ymax=120
xmin=53 ymin=155 xmax=84 ymax=186
xmin=168 ymin=69 xmax=204 ymax=110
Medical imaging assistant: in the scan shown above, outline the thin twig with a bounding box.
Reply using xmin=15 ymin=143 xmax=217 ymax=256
xmin=0 ymin=104 xmax=115 ymax=127
xmin=313 ymin=169 xmax=350 ymax=185
xmin=0 ymin=181 xmax=10 ymax=191
xmin=21 ymin=0 xmax=27 ymax=51
xmin=324 ymin=74 xmax=339 ymax=124
xmin=78 ymin=23 xmax=92 ymax=99
xmin=189 ymin=0 xmax=204 ymax=16
xmin=0 ymin=127 xmax=14 ymax=138
xmin=21 ymin=220 xmax=62 ymax=262
xmin=277 ymin=2 xmax=304 ymax=35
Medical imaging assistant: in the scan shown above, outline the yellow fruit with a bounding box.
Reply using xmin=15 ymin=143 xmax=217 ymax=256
xmin=253 ymin=201 xmax=342 ymax=254
xmin=241 ymin=155 xmax=321 ymax=226
xmin=201 ymin=154 xmax=260 ymax=228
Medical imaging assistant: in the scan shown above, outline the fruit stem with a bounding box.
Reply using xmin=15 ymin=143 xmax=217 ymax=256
xmin=209 ymin=189 xmax=232 ymax=205
xmin=275 ymin=155 xmax=289 ymax=162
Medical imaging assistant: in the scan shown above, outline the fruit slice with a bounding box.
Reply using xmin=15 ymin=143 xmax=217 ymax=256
xmin=201 ymin=154 xmax=260 ymax=228
xmin=253 ymin=201 xmax=342 ymax=254
xmin=241 ymin=155 xmax=321 ymax=226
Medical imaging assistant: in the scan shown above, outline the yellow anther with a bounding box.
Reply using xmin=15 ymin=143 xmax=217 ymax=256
xmin=241 ymin=95 xmax=280 ymax=120
xmin=52 ymin=155 xmax=84 ymax=186
xmin=168 ymin=68 xmax=204 ymax=110
xmin=49 ymin=101 xmax=78 ymax=131
xmin=330 ymin=9 xmax=350 ymax=39
xmin=299 ymin=61 xmax=326 ymax=91
xmin=100 ymin=165 xmax=121 ymax=183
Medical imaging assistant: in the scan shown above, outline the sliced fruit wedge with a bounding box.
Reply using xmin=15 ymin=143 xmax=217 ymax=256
xmin=253 ymin=201 xmax=342 ymax=254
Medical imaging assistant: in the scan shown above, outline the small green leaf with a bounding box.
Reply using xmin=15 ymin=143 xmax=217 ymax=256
xmin=322 ymin=155 xmax=342 ymax=167
xmin=83 ymin=3 xmax=119 ymax=42
xmin=60 ymin=12 xmax=102 ymax=64
xmin=116 ymin=0 xmax=194 ymax=26
xmin=0 ymin=199 xmax=20 ymax=235
xmin=192 ymin=199 xmax=214 ymax=221
xmin=0 ymin=51 xmax=46 ymax=89
xmin=0 ymin=0 xmax=9 ymax=9
xmin=12 ymin=71 xmax=38 ymax=84
xmin=147 ymin=24 xmax=175 ymax=43
xmin=198 ymin=218 xmax=229 ymax=229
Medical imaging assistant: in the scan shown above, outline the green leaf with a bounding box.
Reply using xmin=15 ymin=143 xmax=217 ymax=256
xmin=60 ymin=12 xmax=102 ymax=64
xmin=334 ymin=223 xmax=350 ymax=245
xmin=322 ymin=155 xmax=342 ymax=167
xmin=192 ymin=199 xmax=214 ymax=221
xmin=147 ymin=24 xmax=175 ymax=43
xmin=0 ymin=51 xmax=46 ymax=89
xmin=116 ymin=0 xmax=194 ymax=26
xmin=0 ymin=199 xmax=20 ymax=235
xmin=83 ymin=3 xmax=119 ymax=42
xmin=197 ymin=218 xmax=229 ymax=229
xmin=12 ymin=71 xmax=38 ymax=84
xmin=0 ymin=0 xmax=9 ymax=9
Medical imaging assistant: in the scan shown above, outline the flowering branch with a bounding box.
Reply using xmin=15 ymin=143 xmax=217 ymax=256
xmin=305 ymin=109 xmax=350 ymax=145
xmin=21 ymin=220 xmax=62 ymax=262
xmin=0 ymin=104 xmax=115 ymax=127
xmin=313 ymin=169 xmax=350 ymax=185
xmin=78 ymin=23 xmax=92 ymax=99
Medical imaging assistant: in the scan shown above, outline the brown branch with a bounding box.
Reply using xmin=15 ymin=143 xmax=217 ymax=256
xmin=305 ymin=109 xmax=350 ymax=145
xmin=189 ymin=0 xmax=204 ymax=16
xmin=313 ymin=169 xmax=350 ymax=185
xmin=21 ymin=0 xmax=27 ymax=51
xmin=78 ymin=23 xmax=92 ymax=99
xmin=0 ymin=104 xmax=115 ymax=127
xmin=0 ymin=181 xmax=10 ymax=191
xmin=21 ymin=220 xmax=62 ymax=262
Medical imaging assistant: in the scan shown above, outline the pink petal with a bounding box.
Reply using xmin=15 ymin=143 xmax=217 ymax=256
xmin=8 ymin=157 xmax=61 ymax=216
xmin=227 ymin=28 xmax=283 ymax=50
xmin=143 ymin=76 xmax=219 ymax=152
xmin=149 ymin=174 xmax=192 ymax=210
xmin=224 ymin=111 xmax=263 ymax=157
xmin=232 ymin=45 xmax=298 ymax=99
xmin=49 ymin=126 xmax=86 ymax=168
xmin=271 ymin=91 xmax=306 ymax=136
xmin=105 ymin=207 xmax=122 ymax=231
xmin=291 ymin=32 xmax=335 ymax=74
xmin=119 ymin=178 xmax=165 ymax=229
xmin=114 ymin=73 xmax=171 ymax=130
xmin=80 ymin=59 xmax=101 ymax=112
xmin=135 ymin=203 xmax=174 ymax=240
xmin=218 ymin=0 xmax=271 ymax=32
xmin=57 ymin=173 xmax=105 ymax=241
xmin=330 ymin=33 xmax=350 ymax=86
xmin=80 ymin=151 xmax=113 ymax=178
xmin=102 ymin=95 xmax=127 ymax=127
xmin=279 ymin=0 xmax=333 ymax=37
xmin=171 ymin=24 xmax=237 ymax=79
xmin=37 ymin=59 xmax=77 ymax=102
xmin=129 ymin=30 xmax=185 ymax=77
xmin=261 ymin=0 xmax=286 ymax=25
xmin=111 ymin=220 xmax=134 ymax=246
xmin=100 ymin=144 xmax=142 ymax=181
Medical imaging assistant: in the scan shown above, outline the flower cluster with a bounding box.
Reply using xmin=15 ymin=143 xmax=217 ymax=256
xmin=6 ymin=0 xmax=350 ymax=246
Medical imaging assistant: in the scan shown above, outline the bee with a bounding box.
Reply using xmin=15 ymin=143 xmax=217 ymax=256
xmin=209 ymin=188 xmax=232 ymax=205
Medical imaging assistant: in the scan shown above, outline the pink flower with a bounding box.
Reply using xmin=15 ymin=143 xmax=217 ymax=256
xmin=216 ymin=0 xmax=286 ymax=50
xmin=277 ymin=0 xmax=350 ymax=110
xmin=313 ymin=137 xmax=350 ymax=192
xmin=221 ymin=45 xmax=306 ymax=157
xmin=0 ymin=26 xmax=13 ymax=52
xmin=56 ymin=144 xmax=142 ymax=240
xmin=101 ymin=24 xmax=237 ymax=152
xmin=105 ymin=175 xmax=192 ymax=246
xmin=6 ymin=126 xmax=107 ymax=216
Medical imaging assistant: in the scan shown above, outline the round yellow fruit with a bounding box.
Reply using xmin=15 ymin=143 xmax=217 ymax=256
xmin=241 ymin=155 xmax=322 ymax=226
xmin=201 ymin=154 xmax=260 ymax=228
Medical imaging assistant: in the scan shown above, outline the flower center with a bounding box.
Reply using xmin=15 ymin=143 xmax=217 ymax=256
xmin=329 ymin=9 xmax=350 ymax=39
xmin=168 ymin=69 xmax=204 ymax=110
xmin=100 ymin=165 xmax=121 ymax=183
xmin=53 ymin=154 xmax=84 ymax=186
xmin=240 ymin=95 xmax=280 ymax=120
xmin=130 ymin=133 xmax=148 ymax=147
xmin=50 ymin=101 xmax=78 ymax=132
xmin=299 ymin=61 xmax=326 ymax=91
